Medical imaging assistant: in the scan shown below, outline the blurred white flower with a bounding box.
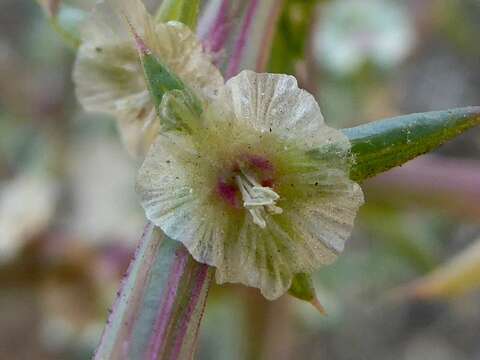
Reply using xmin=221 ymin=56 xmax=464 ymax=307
xmin=73 ymin=0 xmax=223 ymax=158
xmin=314 ymin=0 xmax=415 ymax=76
xmin=66 ymin=135 xmax=144 ymax=245
xmin=0 ymin=173 xmax=57 ymax=262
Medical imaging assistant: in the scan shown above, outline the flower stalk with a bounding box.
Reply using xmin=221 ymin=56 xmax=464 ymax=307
xmin=95 ymin=223 xmax=213 ymax=360
xmin=199 ymin=0 xmax=284 ymax=76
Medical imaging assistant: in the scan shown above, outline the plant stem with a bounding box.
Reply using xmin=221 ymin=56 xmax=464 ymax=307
xmin=94 ymin=223 xmax=213 ymax=360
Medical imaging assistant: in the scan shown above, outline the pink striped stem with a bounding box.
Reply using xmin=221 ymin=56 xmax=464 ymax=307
xmin=200 ymin=0 xmax=284 ymax=76
xmin=147 ymin=247 xmax=189 ymax=358
xmin=94 ymin=224 xmax=213 ymax=360
xmin=225 ymin=0 xmax=258 ymax=78
xmin=201 ymin=0 xmax=231 ymax=55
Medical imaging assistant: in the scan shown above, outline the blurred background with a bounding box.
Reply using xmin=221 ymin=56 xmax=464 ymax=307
xmin=1 ymin=0 xmax=480 ymax=359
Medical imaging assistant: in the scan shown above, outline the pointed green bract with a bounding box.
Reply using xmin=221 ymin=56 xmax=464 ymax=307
xmin=155 ymin=0 xmax=200 ymax=30
xmin=141 ymin=51 xmax=186 ymax=107
xmin=288 ymin=273 xmax=316 ymax=301
xmin=140 ymin=50 xmax=203 ymax=132
xmin=343 ymin=107 xmax=480 ymax=182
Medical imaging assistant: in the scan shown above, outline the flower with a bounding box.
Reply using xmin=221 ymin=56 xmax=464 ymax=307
xmin=73 ymin=0 xmax=223 ymax=157
xmin=0 ymin=173 xmax=57 ymax=263
xmin=136 ymin=70 xmax=364 ymax=299
xmin=314 ymin=0 xmax=415 ymax=76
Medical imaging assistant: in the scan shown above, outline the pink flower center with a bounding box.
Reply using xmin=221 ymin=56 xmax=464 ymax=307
xmin=217 ymin=180 xmax=238 ymax=207
xmin=215 ymin=154 xmax=281 ymax=225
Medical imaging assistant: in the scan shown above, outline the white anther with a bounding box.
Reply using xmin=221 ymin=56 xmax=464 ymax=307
xmin=235 ymin=169 xmax=283 ymax=228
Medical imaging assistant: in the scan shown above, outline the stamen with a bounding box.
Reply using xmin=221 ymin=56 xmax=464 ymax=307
xmin=235 ymin=169 xmax=283 ymax=228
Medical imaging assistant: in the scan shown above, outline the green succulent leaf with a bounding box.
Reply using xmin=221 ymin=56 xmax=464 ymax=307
xmin=343 ymin=107 xmax=480 ymax=182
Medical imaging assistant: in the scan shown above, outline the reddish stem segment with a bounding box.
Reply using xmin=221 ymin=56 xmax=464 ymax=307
xmin=94 ymin=224 xmax=213 ymax=360
xmin=225 ymin=0 xmax=259 ymax=78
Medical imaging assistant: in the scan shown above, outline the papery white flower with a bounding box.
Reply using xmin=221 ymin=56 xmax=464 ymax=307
xmin=66 ymin=135 xmax=144 ymax=245
xmin=315 ymin=0 xmax=415 ymax=76
xmin=137 ymin=70 xmax=364 ymax=299
xmin=0 ymin=173 xmax=57 ymax=262
xmin=73 ymin=0 xmax=223 ymax=157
